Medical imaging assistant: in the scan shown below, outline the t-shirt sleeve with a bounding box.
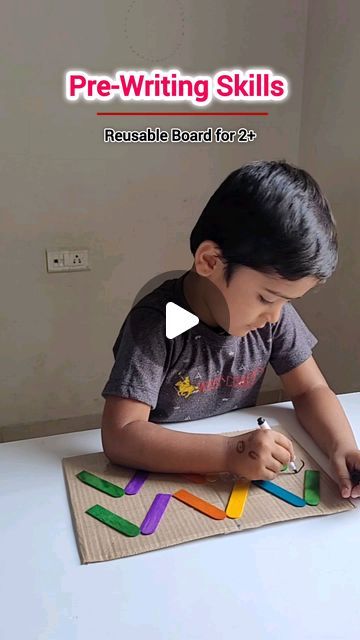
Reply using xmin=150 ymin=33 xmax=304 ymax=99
xmin=101 ymin=306 xmax=169 ymax=409
xmin=269 ymin=303 xmax=318 ymax=376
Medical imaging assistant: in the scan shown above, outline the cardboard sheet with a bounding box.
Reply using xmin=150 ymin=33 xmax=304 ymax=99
xmin=62 ymin=429 xmax=356 ymax=563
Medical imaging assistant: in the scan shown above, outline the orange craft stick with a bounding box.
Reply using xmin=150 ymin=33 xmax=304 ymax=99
xmin=173 ymin=489 xmax=226 ymax=520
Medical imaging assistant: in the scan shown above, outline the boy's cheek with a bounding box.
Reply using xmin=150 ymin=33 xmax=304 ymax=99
xmin=229 ymin=310 xmax=257 ymax=334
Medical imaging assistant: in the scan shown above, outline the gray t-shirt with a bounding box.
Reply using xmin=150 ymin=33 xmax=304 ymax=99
xmin=102 ymin=272 xmax=317 ymax=423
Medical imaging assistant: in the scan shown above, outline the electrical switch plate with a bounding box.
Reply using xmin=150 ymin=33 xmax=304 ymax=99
xmin=46 ymin=249 xmax=90 ymax=272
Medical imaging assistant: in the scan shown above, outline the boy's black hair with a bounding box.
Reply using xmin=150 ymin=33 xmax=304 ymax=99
xmin=190 ymin=160 xmax=338 ymax=285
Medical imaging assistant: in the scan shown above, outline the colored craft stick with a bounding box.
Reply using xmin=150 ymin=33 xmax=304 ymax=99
xmin=140 ymin=493 xmax=171 ymax=535
xmin=252 ymin=480 xmax=306 ymax=507
xmin=86 ymin=504 xmax=140 ymax=537
xmin=281 ymin=464 xmax=288 ymax=472
xmin=182 ymin=474 xmax=207 ymax=484
xmin=76 ymin=470 xmax=124 ymax=497
xmin=304 ymin=470 xmax=320 ymax=505
xmin=173 ymin=489 xmax=226 ymax=520
xmin=226 ymin=480 xmax=250 ymax=518
xmin=124 ymin=470 xmax=149 ymax=495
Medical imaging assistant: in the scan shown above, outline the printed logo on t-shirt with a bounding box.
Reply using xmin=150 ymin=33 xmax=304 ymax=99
xmin=174 ymin=367 xmax=265 ymax=399
xmin=175 ymin=376 xmax=200 ymax=398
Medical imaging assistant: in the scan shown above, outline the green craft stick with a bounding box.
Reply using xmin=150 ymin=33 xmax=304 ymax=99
xmin=281 ymin=464 xmax=288 ymax=472
xmin=76 ymin=470 xmax=125 ymax=497
xmin=86 ymin=504 xmax=140 ymax=537
xmin=304 ymin=470 xmax=320 ymax=505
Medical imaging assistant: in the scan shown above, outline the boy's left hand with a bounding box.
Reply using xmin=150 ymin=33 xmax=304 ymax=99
xmin=330 ymin=449 xmax=360 ymax=499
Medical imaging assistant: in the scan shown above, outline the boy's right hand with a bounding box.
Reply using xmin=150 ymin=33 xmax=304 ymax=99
xmin=227 ymin=429 xmax=295 ymax=481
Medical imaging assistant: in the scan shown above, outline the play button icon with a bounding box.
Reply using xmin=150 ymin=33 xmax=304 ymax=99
xmin=166 ymin=302 xmax=199 ymax=339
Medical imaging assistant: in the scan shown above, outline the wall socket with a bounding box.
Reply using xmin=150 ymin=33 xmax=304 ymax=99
xmin=46 ymin=249 xmax=90 ymax=272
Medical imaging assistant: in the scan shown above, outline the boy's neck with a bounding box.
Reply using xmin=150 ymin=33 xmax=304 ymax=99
xmin=182 ymin=269 xmax=223 ymax=331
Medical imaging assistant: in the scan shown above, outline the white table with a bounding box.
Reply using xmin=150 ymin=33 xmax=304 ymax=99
xmin=1 ymin=393 xmax=359 ymax=640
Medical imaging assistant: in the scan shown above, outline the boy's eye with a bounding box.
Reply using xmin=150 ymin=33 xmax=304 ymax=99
xmin=258 ymin=294 xmax=273 ymax=304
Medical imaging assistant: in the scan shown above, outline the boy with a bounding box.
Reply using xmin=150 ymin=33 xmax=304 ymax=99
xmin=101 ymin=160 xmax=360 ymax=499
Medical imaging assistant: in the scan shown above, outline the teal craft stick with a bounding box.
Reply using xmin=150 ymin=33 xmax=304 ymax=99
xmin=252 ymin=480 xmax=306 ymax=507
xmin=76 ymin=470 xmax=125 ymax=497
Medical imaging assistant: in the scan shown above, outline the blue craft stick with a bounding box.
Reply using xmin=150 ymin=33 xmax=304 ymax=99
xmin=252 ymin=480 xmax=306 ymax=507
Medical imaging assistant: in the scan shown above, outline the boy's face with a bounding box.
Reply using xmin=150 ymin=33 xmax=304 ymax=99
xmin=193 ymin=242 xmax=318 ymax=337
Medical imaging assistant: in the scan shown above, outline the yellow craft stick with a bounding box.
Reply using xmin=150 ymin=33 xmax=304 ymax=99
xmin=226 ymin=480 xmax=250 ymax=518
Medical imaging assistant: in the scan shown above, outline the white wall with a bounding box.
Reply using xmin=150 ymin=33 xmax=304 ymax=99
xmin=1 ymin=0 xmax=310 ymax=427
xmin=297 ymin=0 xmax=360 ymax=393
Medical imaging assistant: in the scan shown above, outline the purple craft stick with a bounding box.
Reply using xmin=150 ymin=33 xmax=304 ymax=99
xmin=140 ymin=493 xmax=172 ymax=535
xmin=124 ymin=470 xmax=149 ymax=495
